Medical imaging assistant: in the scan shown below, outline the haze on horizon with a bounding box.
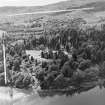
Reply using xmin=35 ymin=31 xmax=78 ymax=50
xmin=0 ymin=0 xmax=67 ymax=6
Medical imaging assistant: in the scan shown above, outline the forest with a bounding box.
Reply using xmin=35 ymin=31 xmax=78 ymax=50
xmin=0 ymin=20 xmax=105 ymax=94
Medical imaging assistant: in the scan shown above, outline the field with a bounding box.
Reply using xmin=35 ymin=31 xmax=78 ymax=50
xmin=26 ymin=50 xmax=43 ymax=60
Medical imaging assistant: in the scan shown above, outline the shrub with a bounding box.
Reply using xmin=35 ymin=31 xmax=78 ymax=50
xmin=79 ymin=59 xmax=91 ymax=71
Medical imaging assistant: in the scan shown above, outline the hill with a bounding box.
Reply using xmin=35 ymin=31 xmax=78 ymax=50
xmin=0 ymin=0 xmax=105 ymax=15
xmin=0 ymin=0 xmax=105 ymax=30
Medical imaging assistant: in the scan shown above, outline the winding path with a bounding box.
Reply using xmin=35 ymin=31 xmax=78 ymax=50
xmin=5 ymin=7 xmax=94 ymax=17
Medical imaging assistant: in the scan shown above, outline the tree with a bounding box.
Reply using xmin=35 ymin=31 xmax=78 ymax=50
xmin=78 ymin=60 xmax=91 ymax=71
xmin=0 ymin=73 xmax=5 ymax=86
xmin=61 ymin=61 xmax=74 ymax=78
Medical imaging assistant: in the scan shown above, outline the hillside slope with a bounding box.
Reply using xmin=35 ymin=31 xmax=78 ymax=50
xmin=0 ymin=0 xmax=105 ymax=15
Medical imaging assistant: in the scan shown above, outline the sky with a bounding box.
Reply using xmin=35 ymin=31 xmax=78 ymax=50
xmin=0 ymin=0 xmax=67 ymax=6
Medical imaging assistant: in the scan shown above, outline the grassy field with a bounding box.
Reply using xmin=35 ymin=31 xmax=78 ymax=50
xmin=26 ymin=50 xmax=52 ymax=62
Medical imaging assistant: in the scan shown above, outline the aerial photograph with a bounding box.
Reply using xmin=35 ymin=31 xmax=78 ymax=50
xmin=0 ymin=0 xmax=105 ymax=105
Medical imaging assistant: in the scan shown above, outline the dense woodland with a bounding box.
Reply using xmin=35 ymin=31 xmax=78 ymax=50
xmin=33 ymin=24 xmax=105 ymax=90
xmin=0 ymin=20 xmax=105 ymax=92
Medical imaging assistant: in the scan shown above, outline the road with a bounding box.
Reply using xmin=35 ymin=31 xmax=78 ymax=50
xmin=0 ymin=87 xmax=23 ymax=105
xmin=0 ymin=86 xmax=105 ymax=105
xmin=0 ymin=87 xmax=34 ymax=105
xmin=6 ymin=7 xmax=94 ymax=17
